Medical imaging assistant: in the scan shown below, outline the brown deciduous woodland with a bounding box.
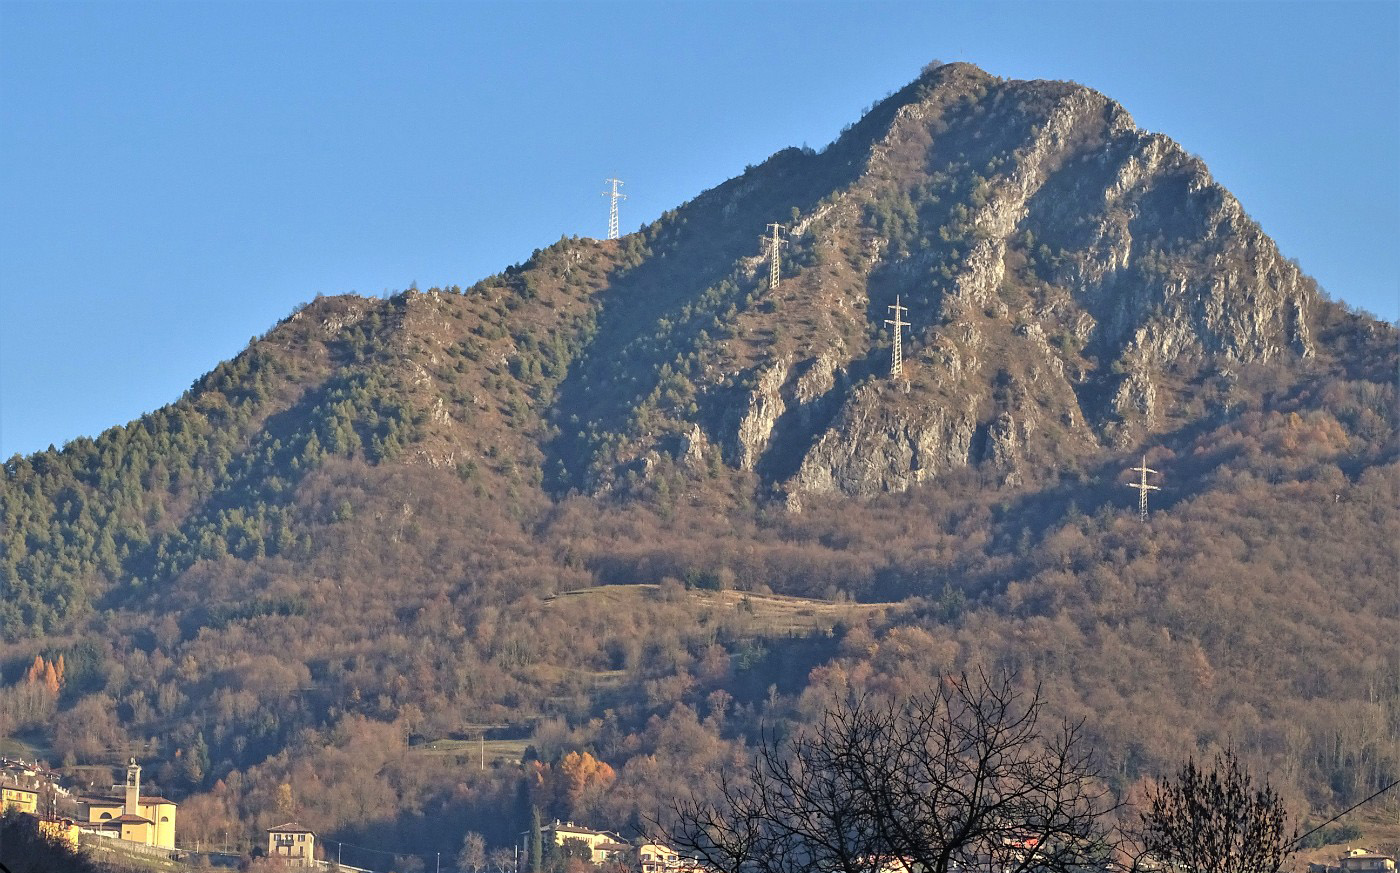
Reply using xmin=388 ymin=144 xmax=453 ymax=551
xmin=1 ymin=61 xmax=1396 ymax=870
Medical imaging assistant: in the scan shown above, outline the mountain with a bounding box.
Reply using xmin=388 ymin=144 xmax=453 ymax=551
xmin=546 ymin=63 xmax=1322 ymax=506
xmin=2 ymin=62 xmax=1396 ymax=863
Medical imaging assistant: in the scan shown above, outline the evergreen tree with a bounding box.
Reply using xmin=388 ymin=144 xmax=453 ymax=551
xmin=530 ymin=806 xmax=544 ymax=873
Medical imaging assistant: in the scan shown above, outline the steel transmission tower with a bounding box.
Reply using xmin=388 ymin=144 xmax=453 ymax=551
xmin=1126 ymin=455 xmax=1161 ymax=521
xmin=766 ymin=222 xmax=784 ymax=289
xmin=885 ymin=296 xmax=910 ymax=377
xmin=602 ymin=178 xmax=626 ymax=240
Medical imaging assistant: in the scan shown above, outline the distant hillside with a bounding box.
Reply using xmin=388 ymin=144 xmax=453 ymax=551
xmin=1 ymin=62 xmax=1396 ymax=865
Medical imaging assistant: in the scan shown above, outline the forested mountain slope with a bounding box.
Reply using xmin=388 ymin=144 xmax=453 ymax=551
xmin=2 ymin=62 xmax=1396 ymax=864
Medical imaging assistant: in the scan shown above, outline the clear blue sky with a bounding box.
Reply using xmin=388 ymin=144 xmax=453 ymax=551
xmin=2 ymin=1 xmax=1396 ymax=459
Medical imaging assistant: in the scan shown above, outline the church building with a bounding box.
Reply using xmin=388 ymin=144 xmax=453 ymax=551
xmin=81 ymin=758 xmax=177 ymax=850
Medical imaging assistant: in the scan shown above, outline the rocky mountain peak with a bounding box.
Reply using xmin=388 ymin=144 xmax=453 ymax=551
xmin=8 ymin=64 xmax=1337 ymax=524
xmin=540 ymin=63 xmax=1325 ymax=504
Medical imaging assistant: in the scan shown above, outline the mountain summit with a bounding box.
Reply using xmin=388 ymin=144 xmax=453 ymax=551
xmin=5 ymin=59 xmax=1390 ymax=626
xmin=0 ymin=64 xmax=1394 ymax=852
xmin=540 ymin=61 xmax=1321 ymax=503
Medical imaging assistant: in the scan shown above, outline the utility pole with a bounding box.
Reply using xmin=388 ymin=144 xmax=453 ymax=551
xmin=602 ymin=178 xmax=626 ymax=240
xmin=1126 ymin=455 xmax=1161 ymax=521
xmin=766 ymin=222 xmax=784 ymax=290
xmin=885 ymin=295 xmax=910 ymax=377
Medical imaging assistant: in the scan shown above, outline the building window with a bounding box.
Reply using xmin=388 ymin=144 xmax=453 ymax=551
xmin=100 ymin=813 xmax=112 ymax=820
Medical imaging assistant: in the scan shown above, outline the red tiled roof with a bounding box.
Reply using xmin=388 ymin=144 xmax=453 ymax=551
xmin=83 ymin=795 xmax=177 ymax=806
xmin=269 ymin=821 xmax=315 ymax=834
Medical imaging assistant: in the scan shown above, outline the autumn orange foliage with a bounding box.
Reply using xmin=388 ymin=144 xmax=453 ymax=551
xmin=23 ymin=655 xmax=62 ymax=695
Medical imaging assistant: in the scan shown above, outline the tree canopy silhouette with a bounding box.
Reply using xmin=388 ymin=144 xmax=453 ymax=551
xmin=667 ymin=671 xmax=1116 ymax=873
xmin=1138 ymin=749 xmax=1296 ymax=873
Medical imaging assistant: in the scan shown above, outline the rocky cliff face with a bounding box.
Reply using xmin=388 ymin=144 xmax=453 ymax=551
xmin=463 ymin=63 xmax=1324 ymax=507
xmin=565 ymin=62 xmax=1321 ymax=505
xmin=3 ymin=59 xmax=1389 ymax=644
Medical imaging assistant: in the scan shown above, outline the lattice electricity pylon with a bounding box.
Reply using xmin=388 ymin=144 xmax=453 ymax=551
xmin=885 ymin=295 xmax=910 ymax=377
xmin=1126 ymin=455 xmax=1161 ymax=521
xmin=602 ymin=178 xmax=626 ymax=240
xmin=766 ymin=222 xmax=784 ymax=290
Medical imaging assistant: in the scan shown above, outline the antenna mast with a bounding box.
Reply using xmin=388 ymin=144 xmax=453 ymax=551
xmin=602 ymin=178 xmax=626 ymax=240
xmin=766 ymin=222 xmax=784 ymax=290
xmin=885 ymin=295 xmax=910 ymax=377
xmin=1126 ymin=455 xmax=1161 ymax=521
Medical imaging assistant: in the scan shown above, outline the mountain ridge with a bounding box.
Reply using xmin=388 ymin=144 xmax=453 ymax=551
xmin=0 ymin=61 xmax=1395 ymax=861
xmin=4 ymin=60 xmax=1388 ymax=629
xmin=526 ymin=62 xmax=1327 ymax=502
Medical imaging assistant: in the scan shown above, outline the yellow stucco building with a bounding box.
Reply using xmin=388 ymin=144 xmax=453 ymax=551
xmin=268 ymin=822 xmax=318 ymax=867
xmin=38 ymin=816 xmax=82 ymax=850
xmin=83 ymin=759 xmax=177 ymax=850
xmin=0 ymin=782 xmax=38 ymax=814
xmin=544 ymin=821 xmax=631 ymax=863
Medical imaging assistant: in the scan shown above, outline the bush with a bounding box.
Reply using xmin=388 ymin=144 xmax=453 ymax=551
xmin=1299 ymin=823 xmax=1363 ymax=849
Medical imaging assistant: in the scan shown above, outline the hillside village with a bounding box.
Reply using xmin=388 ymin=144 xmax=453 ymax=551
xmin=7 ymin=756 xmax=1400 ymax=873
xmin=3 ymin=757 xmax=174 ymax=857
xmin=6 ymin=752 xmax=1400 ymax=873
xmin=2 ymin=753 xmax=717 ymax=873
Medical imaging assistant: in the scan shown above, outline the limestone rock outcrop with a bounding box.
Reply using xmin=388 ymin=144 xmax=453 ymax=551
xmin=547 ymin=62 xmax=1327 ymax=505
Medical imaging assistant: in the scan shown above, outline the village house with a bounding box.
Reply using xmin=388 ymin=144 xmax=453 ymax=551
xmin=0 ymin=782 xmax=38 ymax=815
xmin=533 ymin=820 xmax=632 ymax=864
xmin=1 ymin=757 xmax=67 ymax=804
xmin=268 ymin=821 xmax=318 ymax=867
xmin=0 ymin=757 xmax=41 ymax=782
xmin=637 ymin=842 xmax=680 ymax=873
xmin=37 ymin=815 xmax=82 ymax=850
xmin=1341 ymin=850 xmax=1398 ymax=873
xmin=863 ymin=859 xmax=915 ymax=873
xmin=80 ymin=758 xmax=178 ymax=849
xmin=636 ymin=842 xmax=706 ymax=873
xmin=0 ymin=757 xmax=81 ymax=851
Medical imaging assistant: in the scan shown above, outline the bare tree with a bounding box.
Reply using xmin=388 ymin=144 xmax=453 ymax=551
xmin=667 ymin=671 xmax=1116 ymax=873
xmin=668 ymin=727 xmax=889 ymax=873
xmin=1138 ymin=749 xmax=1296 ymax=873
xmin=489 ymin=847 xmax=517 ymax=873
xmin=458 ymin=831 xmax=487 ymax=873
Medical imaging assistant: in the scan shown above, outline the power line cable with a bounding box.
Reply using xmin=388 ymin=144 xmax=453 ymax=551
xmin=327 ymin=835 xmax=419 ymax=862
xmin=1291 ymin=779 xmax=1400 ymax=850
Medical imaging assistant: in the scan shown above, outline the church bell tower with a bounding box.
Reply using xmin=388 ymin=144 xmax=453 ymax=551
xmin=124 ymin=757 xmax=141 ymax=816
